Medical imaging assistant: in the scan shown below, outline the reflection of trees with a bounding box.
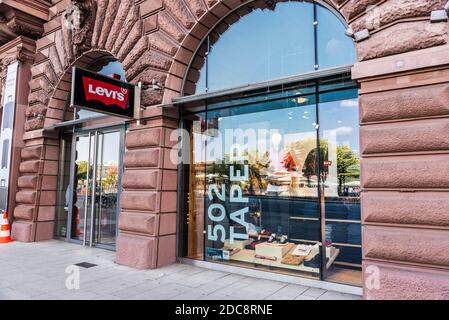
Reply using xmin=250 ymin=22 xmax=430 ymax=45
xmin=303 ymin=140 xmax=329 ymax=186
xmin=337 ymin=146 xmax=359 ymax=176
xmin=77 ymin=161 xmax=88 ymax=182
xmin=103 ymin=170 xmax=118 ymax=193
xmin=337 ymin=146 xmax=360 ymax=195
xmin=206 ymin=151 xmax=271 ymax=194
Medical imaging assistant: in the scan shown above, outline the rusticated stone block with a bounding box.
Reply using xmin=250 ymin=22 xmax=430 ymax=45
xmin=143 ymin=14 xmax=158 ymax=34
xmin=98 ymin=0 xmax=121 ymax=48
xmin=112 ymin=6 xmax=140 ymax=55
xmin=19 ymin=161 xmax=41 ymax=174
xmin=116 ymin=234 xmax=157 ymax=269
xmin=121 ymin=191 xmax=158 ymax=212
xmin=162 ymin=170 xmax=178 ymax=191
xmin=28 ymin=89 xmax=50 ymax=105
xmin=105 ymin=0 xmax=133 ymax=51
xmin=16 ymin=191 xmax=36 ymax=204
xmin=357 ymin=21 xmax=447 ymax=61
xmin=163 ymin=148 xmax=178 ymax=170
xmin=92 ymin=0 xmax=109 ymax=47
xmin=341 ymin=0 xmax=383 ymax=20
xmin=123 ymin=149 xmax=160 ymax=168
xmin=147 ymin=32 xmax=179 ymax=56
xmin=364 ymin=262 xmax=449 ymax=300
xmin=351 ymin=0 xmax=446 ymax=33
xmin=11 ymin=221 xmax=33 ymax=242
xmin=209 ymin=2 xmax=228 ymax=19
xmin=117 ymin=14 xmax=143 ymax=62
xmin=186 ymin=0 xmax=207 ymax=18
xmin=18 ymin=175 xmax=39 ymax=189
xmin=122 ymin=36 xmax=149 ymax=71
xmin=119 ymin=212 xmax=157 ymax=235
xmin=37 ymin=206 xmax=56 ymax=222
xmin=161 ymin=192 xmax=177 ymax=213
xmin=364 ymin=226 xmax=449 ymax=267
xmin=165 ymin=0 xmax=196 ymax=29
xmin=139 ymin=0 xmax=163 ymax=17
xmin=43 ymin=161 xmax=58 ymax=176
xmin=158 ymin=10 xmax=187 ymax=43
xmin=122 ymin=170 xmax=159 ymax=190
xmin=126 ymin=128 xmax=162 ymax=148
xmin=363 ymin=192 xmax=449 ymax=227
xmin=26 ymin=104 xmax=48 ymax=118
xmin=35 ymin=221 xmax=55 ymax=241
xmin=159 ymin=213 xmax=177 ymax=235
xmin=42 ymin=176 xmax=58 ymax=190
xmin=140 ymin=88 xmax=164 ymax=106
xmin=157 ymin=234 xmax=177 ymax=267
xmin=362 ymin=155 xmax=449 ymax=189
xmin=129 ymin=68 xmax=167 ymax=90
xmin=25 ymin=118 xmax=45 ymax=132
xmin=14 ymin=205 xmax=35 ymax=221
xmin=40 ymin=191 xmax=57 ymax=206
xmin=360 ymin=84 xmax=449 ymax=123
xmin=361 ymin=119 xmax=449 ymax=155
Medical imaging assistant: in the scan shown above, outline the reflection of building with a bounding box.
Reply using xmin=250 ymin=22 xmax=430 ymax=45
xmin=1 ymin=0 xmax=449 ymax=300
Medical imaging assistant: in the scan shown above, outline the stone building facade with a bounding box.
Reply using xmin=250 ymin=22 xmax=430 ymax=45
xmin=1 ymin=0 xmax=449 ymax=300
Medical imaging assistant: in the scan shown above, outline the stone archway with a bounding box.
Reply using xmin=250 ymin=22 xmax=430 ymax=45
xmin=13 ymin=0 xmax=449 ymax=299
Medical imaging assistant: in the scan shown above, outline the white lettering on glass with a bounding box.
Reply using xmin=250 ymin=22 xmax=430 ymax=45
xmin=207 ymin=145 xmax=250 ymax=246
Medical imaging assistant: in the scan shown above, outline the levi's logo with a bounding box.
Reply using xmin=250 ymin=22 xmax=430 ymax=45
xmin=83 ymin=77 xmax=129 ymax=110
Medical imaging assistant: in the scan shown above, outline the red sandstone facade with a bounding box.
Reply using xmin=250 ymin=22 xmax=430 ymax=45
xmin=1 ymin=0 xmax=449 ymax=300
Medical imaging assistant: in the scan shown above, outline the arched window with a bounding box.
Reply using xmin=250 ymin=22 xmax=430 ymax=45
xmin=187 ymin=1 xmax=355 ymax=95
xmin=181 ymin=0 xmax=361 ymax=287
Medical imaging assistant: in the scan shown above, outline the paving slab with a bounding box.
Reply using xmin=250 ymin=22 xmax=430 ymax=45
xmin=0 ymin=240 xmax=362 ymax=300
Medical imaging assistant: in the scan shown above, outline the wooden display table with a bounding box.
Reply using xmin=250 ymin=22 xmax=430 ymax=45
xmin=229 ymin=245 xmax=340 ymax=274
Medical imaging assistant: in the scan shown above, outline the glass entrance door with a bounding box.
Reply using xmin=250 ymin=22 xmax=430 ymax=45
xmin=69 ymin=128 xmax=123 ymax=248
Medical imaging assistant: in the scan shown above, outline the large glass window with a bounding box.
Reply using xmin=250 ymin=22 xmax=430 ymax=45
xmin=187 ymin=1 xmax=355 ymax=95
xmin=180 ymin=0 xmax=360 ymax=287
xmin=181 ymin=76 xmax=361 ymax=285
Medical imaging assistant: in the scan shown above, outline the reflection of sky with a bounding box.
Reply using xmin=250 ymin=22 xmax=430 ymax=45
xmin=196 ymin=2 xmax=355 ymax=93
xmin=320 ymin=99 xmax=359 ymax=155
xmin=195 ymin=97 xmax=359 ymax=169
xmin=76 ymin=131 xmax=121 ymax=166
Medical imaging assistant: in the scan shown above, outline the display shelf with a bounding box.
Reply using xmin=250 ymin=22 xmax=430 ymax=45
xmin=229 ymin=246 xmax=340 ymax=273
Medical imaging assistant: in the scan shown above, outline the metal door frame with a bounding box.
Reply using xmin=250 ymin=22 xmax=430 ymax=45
xmin=66 ymin=125 xmax=125 ymax=251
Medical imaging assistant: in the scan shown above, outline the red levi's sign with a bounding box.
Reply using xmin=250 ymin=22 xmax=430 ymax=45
xmin=83 ymin=77 xmax=129 ymax=110
xmin=72 ymin=67 xmax=135 ymax=119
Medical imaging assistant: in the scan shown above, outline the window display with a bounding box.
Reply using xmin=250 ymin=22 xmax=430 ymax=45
xmin=181 ymin=79 xmax=361 ymax=285
xmin=180 ymin=0 xmax=361 ymax=287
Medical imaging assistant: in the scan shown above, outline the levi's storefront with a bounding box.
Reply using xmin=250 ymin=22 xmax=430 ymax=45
xmin=53 ymin=59 xmax=134 ymax=249
xmin=177 ymin=1 xmax=362 ymax=287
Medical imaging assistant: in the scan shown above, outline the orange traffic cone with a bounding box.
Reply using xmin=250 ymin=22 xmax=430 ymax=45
xmin=0 ymin=212 xmax=13 ymax=244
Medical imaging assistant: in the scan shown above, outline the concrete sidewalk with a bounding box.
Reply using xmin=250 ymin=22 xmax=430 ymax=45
xmin=0 ymin=240 xmax=361 ymax=300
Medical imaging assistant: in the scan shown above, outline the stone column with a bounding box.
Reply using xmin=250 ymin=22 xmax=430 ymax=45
xmin=354 ymin=43 xmax=449 ymax=300
xmin=116 ymin=105 xmax=179 ymax=269
xmin=12 ymin=130 xmax=59 ymax=242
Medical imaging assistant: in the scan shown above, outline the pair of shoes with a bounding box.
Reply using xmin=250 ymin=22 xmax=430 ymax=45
xmin=267 ymin=234 xmax=289 ymax=244
xmin=279 ymin=235 xmax=288 ymax=244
